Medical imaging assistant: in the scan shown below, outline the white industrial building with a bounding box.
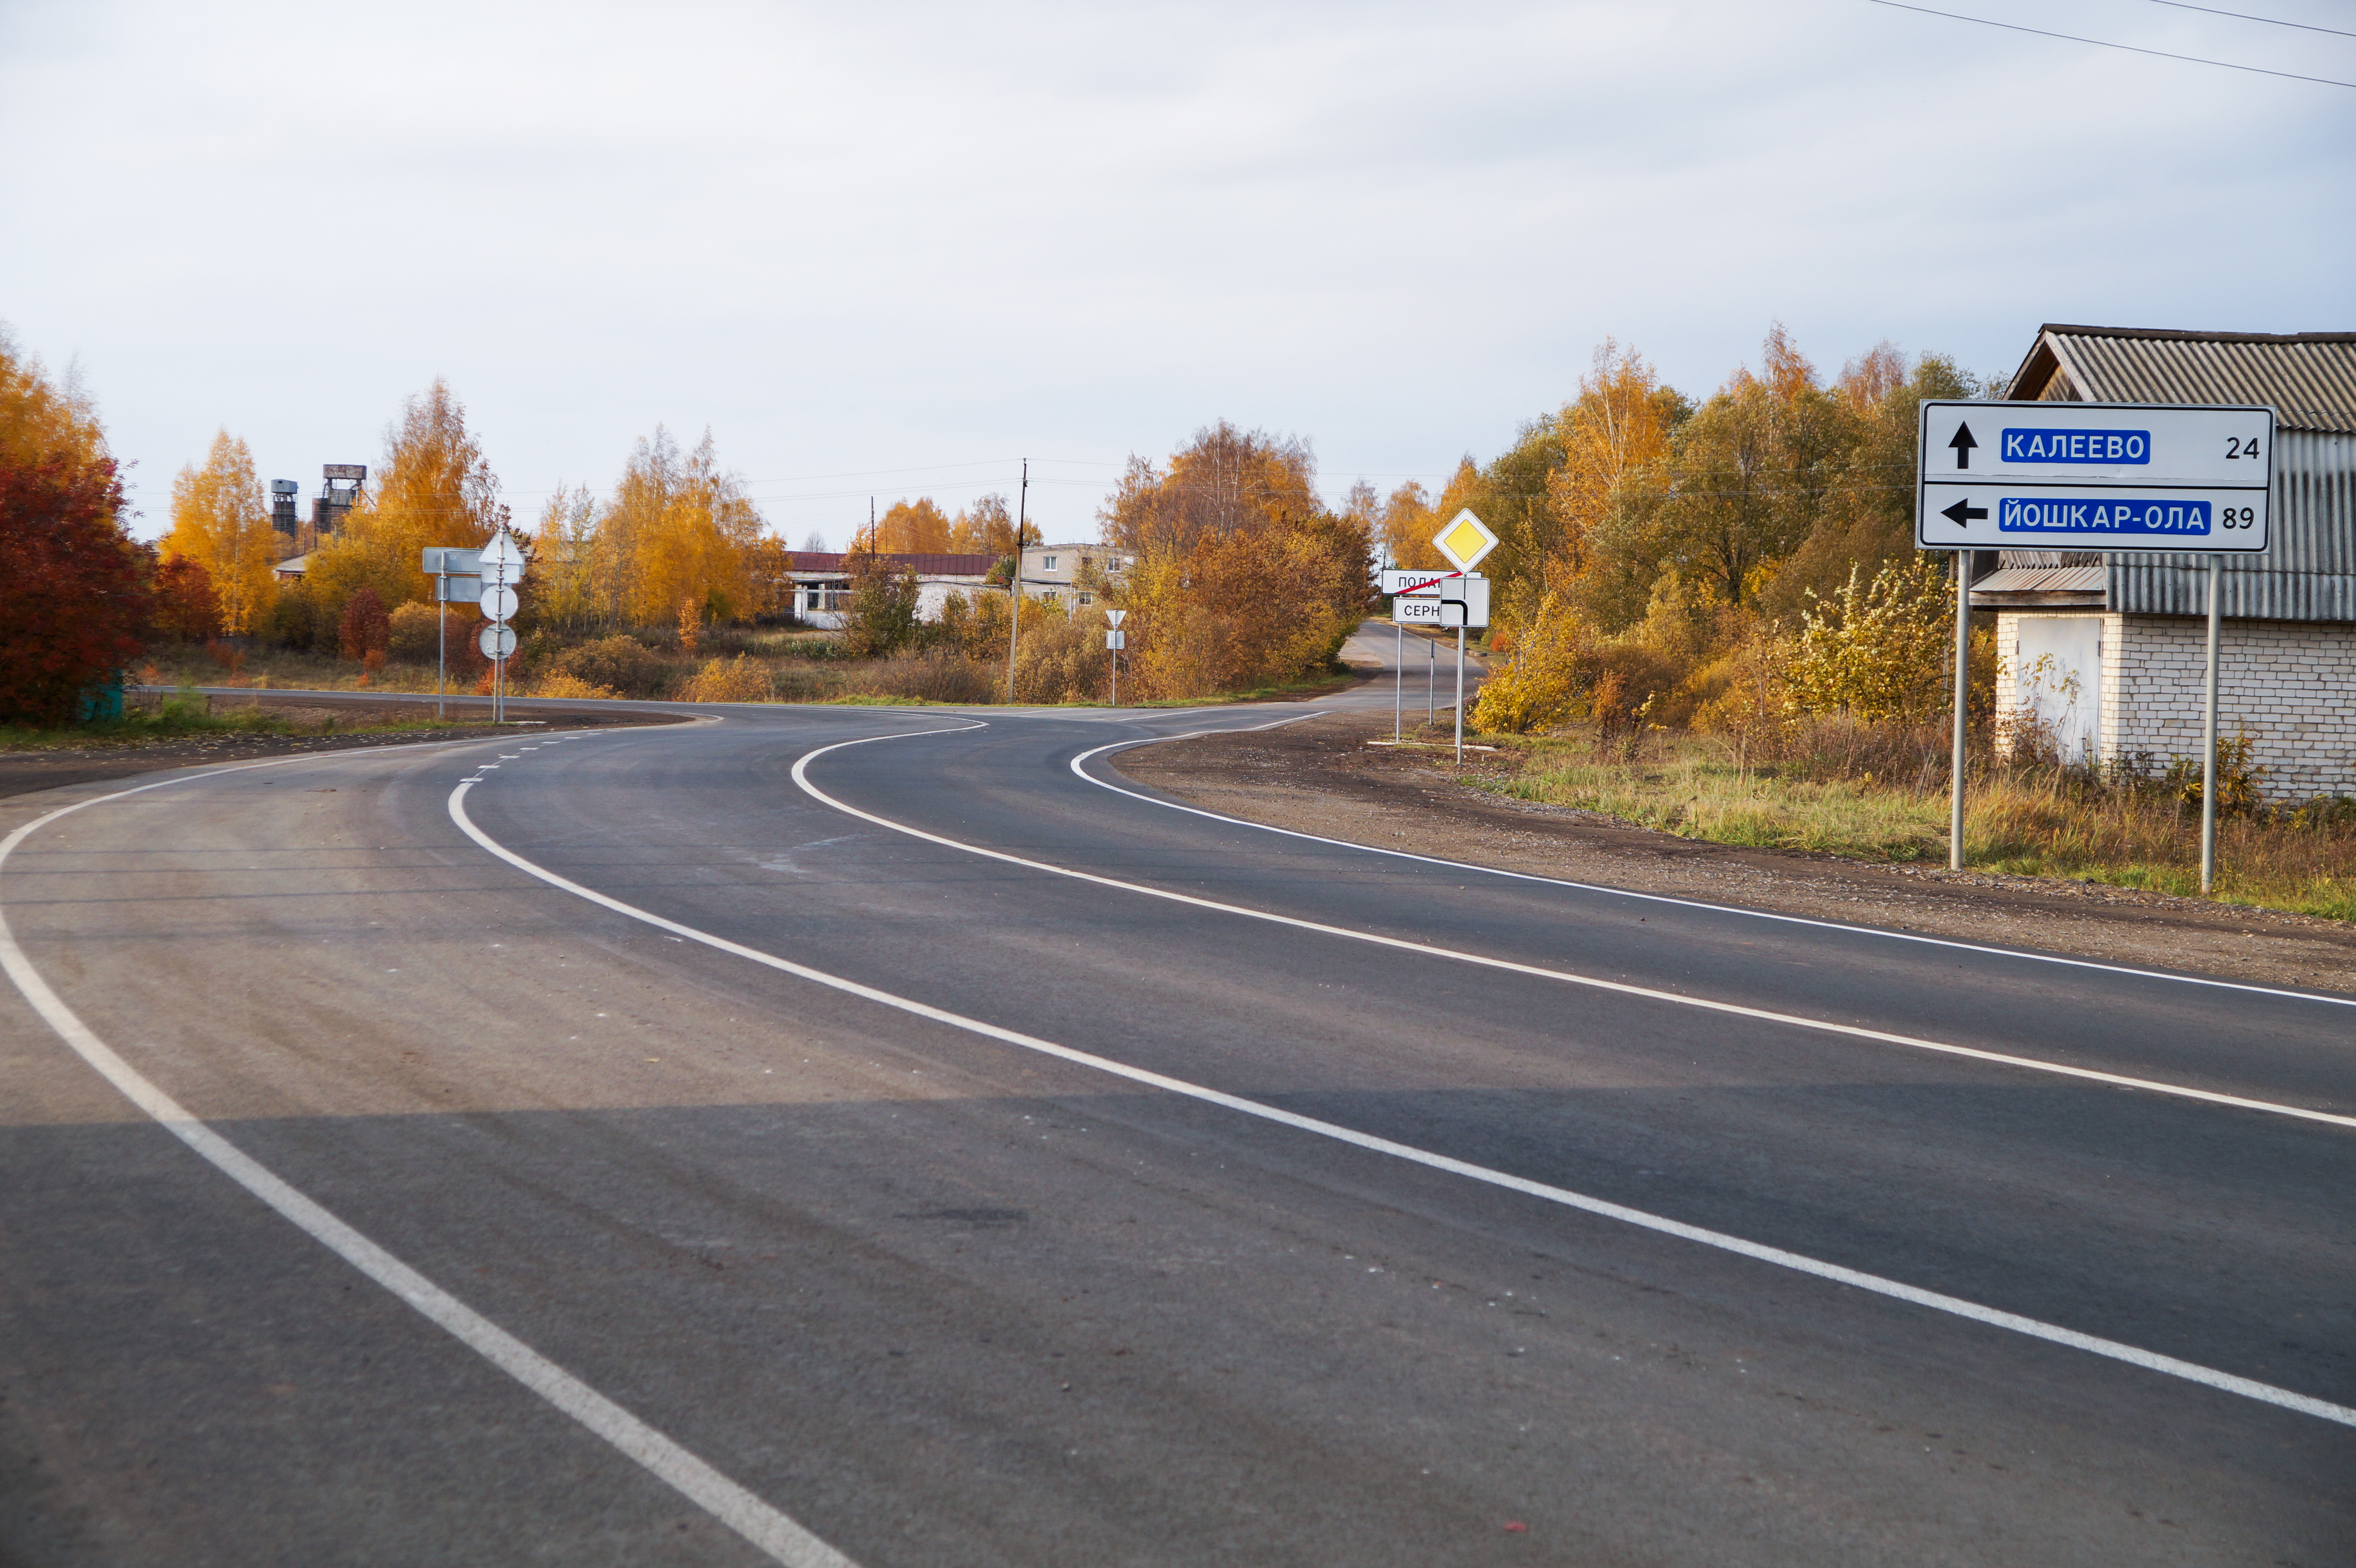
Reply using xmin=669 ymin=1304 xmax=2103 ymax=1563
xmin=1972 ymin=326 xmax=2356 ymax=801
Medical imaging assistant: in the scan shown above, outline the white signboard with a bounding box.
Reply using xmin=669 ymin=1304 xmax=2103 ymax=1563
xmin=1393 ymin=576 xmax=1488 ymax=628
xmin=479 ymin=531 xmax=529 ymax=585
xmin=1381 ymin=568 xmax=1464 ymax=595
xmin=1105 ymin=629 xmax=1126 ymax=649
xmin=1105 ymin=608 xmax=1127 ymax=628
xmin=479 ymin=624 xmax=517 ymax=660
xmin=1918 ymin=400 xmax=2273 ymax=553
xmin=479 ymin=583 xmax=518 ymax=622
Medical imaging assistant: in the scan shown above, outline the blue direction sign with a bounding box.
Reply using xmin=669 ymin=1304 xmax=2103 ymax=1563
xmin=1917 ymin=400 xmax=2273 ymax=553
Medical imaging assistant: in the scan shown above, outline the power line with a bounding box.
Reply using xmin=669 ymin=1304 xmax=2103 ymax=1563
xmin=2145 ymin=0 xmax=2356 ymax=38
xmin=1861 ymin=0 xmax=2356 ymax=87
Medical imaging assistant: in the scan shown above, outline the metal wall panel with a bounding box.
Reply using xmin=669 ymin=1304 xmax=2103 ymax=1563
xmin=2108 ymin=430 xmax=2356 ymax=620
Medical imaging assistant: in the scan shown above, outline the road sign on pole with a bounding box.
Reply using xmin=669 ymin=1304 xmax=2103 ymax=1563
xmin=1917 ymin=401 xmax=2274 ymax=553
xmin=1381 ymin=568 xmax=1462 ymax=595
xmin=1432 ymin=510 xmax=1498 ymax=572
xmin=479 ymin=583 xmax=518 ymax=622
xmin=1105 ymin=609 xmax=1127 ymax=628
xmin=479 ymin=530 xmax=528 ymax=583
xmin=479 ymin=624 xmax=517 ymax=660
xmin=1918 ymin=400 xmax=2276 ymax=890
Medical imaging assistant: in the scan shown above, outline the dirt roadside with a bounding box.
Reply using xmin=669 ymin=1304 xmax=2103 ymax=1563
xmin=0 ymin=693 xmax=686 ymax=801
xmin=1112 ymin=708 xmax=2356 ymax=996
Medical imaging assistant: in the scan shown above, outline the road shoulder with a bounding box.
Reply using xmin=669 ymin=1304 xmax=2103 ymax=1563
xmin=1112 ymin=709 xmax=2356 ymax=996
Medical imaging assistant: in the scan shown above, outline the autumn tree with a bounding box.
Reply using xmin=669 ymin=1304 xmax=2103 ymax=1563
xmin=307 ymin=379 xmax=507 ymax=623
xmin=0 ymin=327 xmax=145 ymax=725
xmin=527 ymin=483 xmax=613 ymax=634
xmin=149 ymin=557 xmax=223 ymax=643
xmin=947 ymin=493 xmax=1024 ymax=556
xmin=860 ymin=497 xmax=953 ymax=555
xmin=601 ymin=426 xmax=763 ymax=626
xmin=162 ymin=430 xmax=277 ymax=635
xmin=339 ymin=586 xmax=391 ymax=661
xmin=1102 ymin=421 xmax=1370 ymax=699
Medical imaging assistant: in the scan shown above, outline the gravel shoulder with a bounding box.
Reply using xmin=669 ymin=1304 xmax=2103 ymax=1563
xmin=1113 ymin=707 xmax=2356 ymax=996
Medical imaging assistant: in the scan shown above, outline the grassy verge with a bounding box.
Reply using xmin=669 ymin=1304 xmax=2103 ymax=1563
xmin=1 ymin=689 xmax=495 ymax=750
xmin=1462 ymin=727 xmax=2356 ymax=922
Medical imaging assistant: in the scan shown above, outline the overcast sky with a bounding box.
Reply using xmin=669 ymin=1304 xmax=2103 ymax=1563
xmin=4 ymin=0 xmax=2350 ymax=547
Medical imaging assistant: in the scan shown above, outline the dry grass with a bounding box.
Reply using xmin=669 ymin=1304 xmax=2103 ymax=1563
xmin=1477 ymin=722 xmax=2356 ymax=922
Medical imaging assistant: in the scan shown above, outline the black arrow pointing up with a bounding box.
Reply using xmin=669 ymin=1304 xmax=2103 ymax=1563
xmin=1948 ymin=422 xmax=1978 ymax=469
xmin=1941 ymin=497 xmax=1987 ymax=527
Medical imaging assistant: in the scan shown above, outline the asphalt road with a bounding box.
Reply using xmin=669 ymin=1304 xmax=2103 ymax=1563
xmin=3 ymin=664 xmax=2352 ymax=1564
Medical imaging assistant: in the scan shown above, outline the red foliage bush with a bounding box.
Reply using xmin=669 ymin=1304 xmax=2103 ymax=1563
xmin=149 ymin=556 xmax=222 ymax=643
xmin=0 ymin=455 xmax=146 ymax=726
xmin=339 ymin=585 xmax=390 ymax=662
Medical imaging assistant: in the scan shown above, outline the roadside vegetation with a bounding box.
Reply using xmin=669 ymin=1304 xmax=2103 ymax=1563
xmin=1385 ymin=324 xmax=2353 ymax=917
xmin=0 ymin=685 xmax=497 ymax=750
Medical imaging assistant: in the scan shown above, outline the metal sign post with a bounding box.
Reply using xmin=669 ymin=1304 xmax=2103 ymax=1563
xmin=1105 ymin=609 xmax=1127 ymax=708
xmin=422 ymin=547 xmax=483 ymax=721
xmin=1917 ymin=399 xmax=2274 ymax=888
xmin=476 ymin=532 xmax=527 ymax=724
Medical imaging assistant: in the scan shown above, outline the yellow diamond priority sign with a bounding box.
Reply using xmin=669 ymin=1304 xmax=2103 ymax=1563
xmin=1432 ymin=509 xmax=1497 ymax=572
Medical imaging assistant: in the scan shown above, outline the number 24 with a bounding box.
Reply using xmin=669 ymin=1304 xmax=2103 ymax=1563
xmin=2226 ymin=437 xmax=2262 ymax=460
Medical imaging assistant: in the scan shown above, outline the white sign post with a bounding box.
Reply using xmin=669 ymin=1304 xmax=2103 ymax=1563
xmin=1917 ymin=400 xmax=2274 ymax=890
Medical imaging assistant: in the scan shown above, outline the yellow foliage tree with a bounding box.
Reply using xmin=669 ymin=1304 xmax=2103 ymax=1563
xmin=603 ymin=426 xmax=762 ymax=626
xmin=856 ymin=497 xmax=953 ymax=555
xmin=308 ymin=379 xmax=506 ymax=620
xmin=162 ymin=430 xmax=276 ymax=635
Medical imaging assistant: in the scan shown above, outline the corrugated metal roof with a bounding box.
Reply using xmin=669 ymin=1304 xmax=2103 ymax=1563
xmin=2011 ymin=326 xmax=2356 ymax=433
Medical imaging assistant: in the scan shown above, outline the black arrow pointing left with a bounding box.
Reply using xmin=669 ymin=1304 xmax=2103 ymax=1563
xmin=1941 ymin=497 xmax=1987 ymax=527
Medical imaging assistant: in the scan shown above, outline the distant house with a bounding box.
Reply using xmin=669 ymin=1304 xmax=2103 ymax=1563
xmin=1971 ymin=325 xmax=2356 ymax=800
xmin=786 ymin=552 xmax=999 ymax=628
xmin=272 ymin=553 xmax=312 ymax=582
xmin=1016 ymin=542 xmax=1131 ymax=607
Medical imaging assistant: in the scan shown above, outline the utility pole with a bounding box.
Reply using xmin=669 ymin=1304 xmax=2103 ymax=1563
xmin=1005 ymin=459 xmax=1028 ymax=705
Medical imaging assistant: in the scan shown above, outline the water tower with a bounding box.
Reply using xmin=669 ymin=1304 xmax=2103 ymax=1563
xmin=270 ymin=479 xmax=299 ymax=537
xmin=314 ymin=464 xmax=366 ymax=534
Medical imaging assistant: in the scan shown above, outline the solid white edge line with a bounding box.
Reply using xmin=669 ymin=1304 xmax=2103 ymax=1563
xmin=0 ymin=748 xmax=858 ymax=1568
xmin=784 ymin=729 xmax=2356 ymax=1133
xmin=1067 ymin=729 xmax=2356 ymax=1010
xmin=447 ymin=732 xmax=2356 ymax=1432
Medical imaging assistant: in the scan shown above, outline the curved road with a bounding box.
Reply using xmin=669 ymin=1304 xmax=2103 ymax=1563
xmin=2 ymin=680 xmax=2351 ymax=1565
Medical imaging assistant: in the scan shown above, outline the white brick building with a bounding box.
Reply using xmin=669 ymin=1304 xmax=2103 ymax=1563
xmin=1973 ymin=326 xmax=2356 ymax=803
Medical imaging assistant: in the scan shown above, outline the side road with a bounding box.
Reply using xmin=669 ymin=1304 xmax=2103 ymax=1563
xmin=1112 ymin=708 xmax=2356 ymax=996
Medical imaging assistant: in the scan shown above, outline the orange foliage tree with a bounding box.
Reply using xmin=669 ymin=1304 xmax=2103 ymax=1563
xmin=1101 ymin=421 xmax=1370 ymax=700
xmin=308 ymin=379 xmax=507 ymax=623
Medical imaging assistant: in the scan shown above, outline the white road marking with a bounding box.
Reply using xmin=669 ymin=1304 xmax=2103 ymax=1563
xmin=786 ymin=729 xmax=2356 ymax=1133
xmin=0 ymin=761 xmax=858 ymax=1568
xmin=443 ymin=752 xmax=2356 ymax=1432
xmin=1068 ymin=727 xmax=2356 ymax=1010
